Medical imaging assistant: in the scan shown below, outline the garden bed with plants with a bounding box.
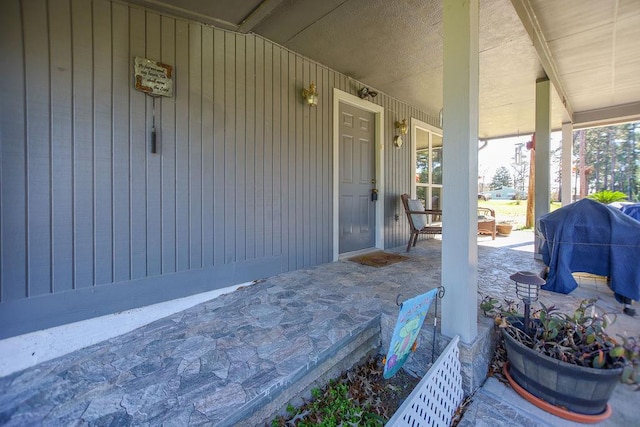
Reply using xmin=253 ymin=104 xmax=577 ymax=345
xmin=270 ymin=355 xmax=420 ymax=426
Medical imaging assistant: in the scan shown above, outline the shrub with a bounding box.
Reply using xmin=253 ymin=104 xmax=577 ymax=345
xmin=586 ymin=190 xmax=628 ymax=204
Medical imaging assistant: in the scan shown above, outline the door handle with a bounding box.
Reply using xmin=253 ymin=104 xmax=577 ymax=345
xmin=371 ymin=188 xmax=378 ymax=202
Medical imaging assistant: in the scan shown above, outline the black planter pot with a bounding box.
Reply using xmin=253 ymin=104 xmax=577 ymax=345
xmin=501 ymin=327 xmax=622 ymax=415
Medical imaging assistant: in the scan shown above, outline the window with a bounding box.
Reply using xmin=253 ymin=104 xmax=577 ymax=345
xmin=412 ymin=120 xmax=443 ymax=220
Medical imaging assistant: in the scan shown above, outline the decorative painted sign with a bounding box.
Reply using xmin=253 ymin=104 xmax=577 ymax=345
xmin=383 ymin=288 xmax=438 ymax=379
xmin=134 ymin=57 xmax=173 ymax=97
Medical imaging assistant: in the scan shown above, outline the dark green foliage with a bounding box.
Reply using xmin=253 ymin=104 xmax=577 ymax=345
xmin=270 ymin=357 xmax=396 ymax=426
xmin=575 ymin=122 xmax=640 ymax=201
xmin=490 ymin=166 xmax=512 ymax=190
xmin=587 ymin=190 xmax=628 ymax=203
xmin=481 ymin=296 xmax=640 ymax=389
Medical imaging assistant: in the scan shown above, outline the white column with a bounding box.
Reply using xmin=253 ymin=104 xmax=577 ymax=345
xmin=441 ymin=0 xmax=479 ymax=344
xmin=534 ymin=78 xmax=551 ymax=256
xmin=561 ymin=122 xmax=573 ymax=206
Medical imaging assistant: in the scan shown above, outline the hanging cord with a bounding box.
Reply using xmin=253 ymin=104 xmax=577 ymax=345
xmin=431 ymin=286 xmax=446 ymax=363
xmin=151 ymin=96 xmax=157 ymax=153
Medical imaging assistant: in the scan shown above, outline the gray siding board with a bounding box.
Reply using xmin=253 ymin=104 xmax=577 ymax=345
xmin=1 ymin=0 xmax=435 ymax=338
xmin=271 ymin=45 xmax=282 ymax=259
xmin=278 ymin=48 xmax=288 ymax=272
xmin=224 ymin=32 xmax=236 ymax=264
xmin=145 ymin=12 xmax=162 ymax=278
xmin=94 ymin=0 xmax=114 ymax=285
xmin=254 ymin=38 xmax=265 ymax=259
xmin=174 ymin=19 xmax=189 ymax=272
xmin=0 ymin=0 xmax=27 ymax=301
xmin=283 ymin=51 xmax=293 ymax=272
xmin=71 ymin=0 xmax=94 ymax=290
xmin=295 ymin=55 xmax=303 ymax=269
xmin=212 ymin=28 xmax=225 ymax=267
xmin=24 ymin=2 xmax=52 ymax=297
xmin=309 ymin=64 xmax=318 ymax=265
xmin=188 ymin=23 xmax=203 ymax=270
xmin=129 ymin=7 xmax=147 ymax=279
xmin=160 ymin=15 xmax=176 ymax=274
xmin=201 ymin=25 xmax=214 ymax=267
xmin=261 ymin=41 xmax=273 ymax=258
xmin=234 ymin=34 xmax=246 ymax=262
xmin=49 ymin=0 xmax=74 ymax=293
xmin=302 ymin=61 xmax=311 ymax=267
xmin=112 ymin=2 xmax=131 ymax=282
xmin=245 ymin=36 xmax=257 ymax=260
xmin=244 ymin=37 xmax=258 ymax=259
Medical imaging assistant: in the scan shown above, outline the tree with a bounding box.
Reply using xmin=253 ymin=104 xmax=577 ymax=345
xmin=490 ymin=166 xmax=512 ymax=190
xmin=574 ymin=122 xmax=640 ymax=201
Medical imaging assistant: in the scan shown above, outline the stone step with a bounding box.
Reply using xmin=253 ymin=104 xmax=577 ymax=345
xmin=224 ymin=316 xmax=381 ymax=426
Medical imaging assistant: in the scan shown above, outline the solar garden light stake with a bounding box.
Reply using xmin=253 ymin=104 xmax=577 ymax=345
xmin=510 ymin=271 xmax=546 ymax=334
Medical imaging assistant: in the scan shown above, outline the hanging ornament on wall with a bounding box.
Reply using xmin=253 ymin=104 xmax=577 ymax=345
xmin=134 ymin=57 xmax=175 ymax=154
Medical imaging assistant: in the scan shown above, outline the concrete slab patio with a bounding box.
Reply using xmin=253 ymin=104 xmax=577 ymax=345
xmin=0 ymin=231 xmax=637 ymax=426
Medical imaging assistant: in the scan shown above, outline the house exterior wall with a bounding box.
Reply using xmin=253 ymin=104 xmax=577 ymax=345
xmin=0 ymin=0 xmax=438 ymax=338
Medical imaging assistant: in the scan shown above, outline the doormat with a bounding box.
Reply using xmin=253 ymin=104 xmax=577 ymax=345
xmin=349 ymin=251 xmax=409 ymax=268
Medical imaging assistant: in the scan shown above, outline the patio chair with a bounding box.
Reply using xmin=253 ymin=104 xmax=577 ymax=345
xmin=400 ymin=194 xmax=443 ymax=252
xmin=401 ymin=194 xmax=497 ymax=252
xmin=477 ymin=207 xmax=496 ymax=240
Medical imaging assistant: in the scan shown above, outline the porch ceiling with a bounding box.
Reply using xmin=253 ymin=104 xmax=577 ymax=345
xmin=129 ymin=0 xmax=640 ymax=139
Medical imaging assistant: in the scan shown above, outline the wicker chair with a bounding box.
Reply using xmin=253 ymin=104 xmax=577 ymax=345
xmin=477 ymin=207 xmax=496 ymax=240
xmin=400 ymin=194 xmax=497 ymax=252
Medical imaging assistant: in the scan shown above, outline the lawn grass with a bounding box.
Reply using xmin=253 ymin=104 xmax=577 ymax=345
xmin=479 ymin=199 xmax=561 ymax=229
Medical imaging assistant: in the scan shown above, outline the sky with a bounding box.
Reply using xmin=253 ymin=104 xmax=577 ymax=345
xmin=478 ymin=132 xmax=562 ymax=188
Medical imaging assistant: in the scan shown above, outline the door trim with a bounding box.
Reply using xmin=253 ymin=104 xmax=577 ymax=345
xmin=333 ymin=89 xmax=385 ymax=261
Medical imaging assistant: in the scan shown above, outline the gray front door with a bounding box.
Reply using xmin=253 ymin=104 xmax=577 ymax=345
xmin=338 ymin=102 xmax=376 ymax=253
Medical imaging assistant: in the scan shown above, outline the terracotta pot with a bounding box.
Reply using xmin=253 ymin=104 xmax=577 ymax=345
xmin=496 ymin=223 xmax=513 ymax=236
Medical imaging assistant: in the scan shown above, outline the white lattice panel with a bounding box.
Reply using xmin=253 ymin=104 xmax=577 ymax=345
xmin=386 ymin=335 xmax=463 ymax=427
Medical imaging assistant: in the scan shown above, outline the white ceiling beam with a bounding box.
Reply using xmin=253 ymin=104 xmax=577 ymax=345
xmin=510 ymin=0 xmax=574 ymax=120
xmin=127 ymin=0 xmax=239 ymax=30
xmin=238 ymin=0 xmax=286 ymax=33
xmin=573 ymin=102 xmax=640 ymax=129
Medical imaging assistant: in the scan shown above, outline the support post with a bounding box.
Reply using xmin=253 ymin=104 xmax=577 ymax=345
xmin=441 ymin=0 xmax=479 ymax=344
xmin=561 ymin=122 xmax=573 ymax=206
xmin=534 ymin=78 xmax=551 ymax=256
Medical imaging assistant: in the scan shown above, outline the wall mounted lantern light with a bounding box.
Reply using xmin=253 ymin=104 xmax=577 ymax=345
xmin=393 ymin=119 xmax=408 ymax=148
xmin=302 ymin=82 xmax=319 ymax=106
xmin=395 ymin=119 xmax=408 ymax=135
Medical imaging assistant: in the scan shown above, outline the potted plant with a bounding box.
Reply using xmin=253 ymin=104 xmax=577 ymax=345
xmin=481 ymin=295 xmax=639 ymax=419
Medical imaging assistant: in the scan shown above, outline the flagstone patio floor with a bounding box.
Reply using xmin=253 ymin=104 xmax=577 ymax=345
xmin=0 ymin=231 xmax=638 ymax=426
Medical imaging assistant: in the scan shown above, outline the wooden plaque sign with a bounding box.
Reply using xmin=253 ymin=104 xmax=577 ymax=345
xmin=134 ymin=56 xmax=173 ymax=97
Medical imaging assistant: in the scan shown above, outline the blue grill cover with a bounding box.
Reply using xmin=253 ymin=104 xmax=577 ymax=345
xmin=537 ymin=198 xmax=640 ymax=301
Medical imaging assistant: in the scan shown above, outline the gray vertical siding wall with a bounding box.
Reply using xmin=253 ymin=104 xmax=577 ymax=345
xmin=0 ymin=0 xmax=439 ymax=338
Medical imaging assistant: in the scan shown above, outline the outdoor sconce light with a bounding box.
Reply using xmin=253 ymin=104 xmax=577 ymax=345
xmin=393 ymin=119 xmax=408 ymax=148
xmin=510 ymin=271 xmax=546 ymax=334
xmin=302 ymin=82 xmax=319 ymax=106
xmin=357 ymin=86 xmax=378 ymax=100
xmin=395 ymin=119 xmax=408 ymax=135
